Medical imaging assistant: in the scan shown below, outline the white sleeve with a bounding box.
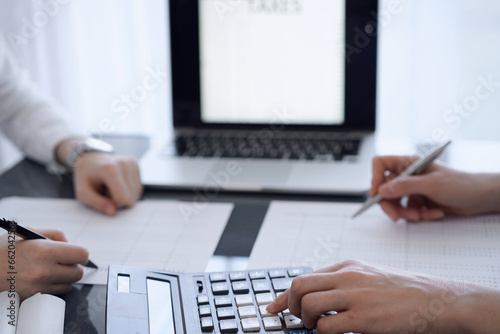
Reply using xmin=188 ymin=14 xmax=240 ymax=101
xmin=0 ymin=36 xmax=84 ymax=167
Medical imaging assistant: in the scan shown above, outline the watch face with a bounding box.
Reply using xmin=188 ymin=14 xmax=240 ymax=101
xmin=67 ymin=139 xmax=115 ymax=169
xmin=86 ymin=138 xmax=114 ymax=153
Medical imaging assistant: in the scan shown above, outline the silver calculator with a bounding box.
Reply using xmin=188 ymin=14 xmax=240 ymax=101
xmin=106 ymin=265 xmax=313 ymax=334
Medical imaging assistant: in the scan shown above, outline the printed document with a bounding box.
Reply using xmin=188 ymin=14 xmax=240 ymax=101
xmin=249 ymin=201 xmax=500 ymax=289
xmin=0 ymin=197 xmax=233 ymax=284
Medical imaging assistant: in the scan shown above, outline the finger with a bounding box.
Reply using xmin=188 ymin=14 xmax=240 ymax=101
xmin=420 ymin=208 xmax=445 ymax=221
xmin=50 ymin=264 xmax=85 ymax=284
xmin=316 ymin=312 xmax=361 ymax=334
xmin=301 ymin=290 xmax=349 ymax=329
xmin=98 ymin=167 xmax=134 ymax=208
xmin=395 ymin=207 xmax=421 ymax=222
xmin=268 ymin=263 xmax=346 ymax=314
xmin=126 ymin=160 xmax=143 ymax=203
xmin=288 ymin=273 xmax=338 ymax=317
xmin=371 ymin=156 xmax=418 ymax=195
xmin=75 ymin=178 xmax=117 ymax=216
xmin=379 ymin=200 xmax=402 ymax=222
xmin=29 ymin=228 xmax=68 ymax=242
xmin=50 ymin=242 xmax=90 ymax=266
xmin=267 ymin=289 xmax=289 ymax=313
xmin=378 ymin=175 xmax=433 ymax=199
xmin=406 ymin=197 xmax=445 ymax=221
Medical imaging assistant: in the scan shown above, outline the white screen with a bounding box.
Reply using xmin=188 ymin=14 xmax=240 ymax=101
xmin=199 ymin=0 xmax=345 ymax=125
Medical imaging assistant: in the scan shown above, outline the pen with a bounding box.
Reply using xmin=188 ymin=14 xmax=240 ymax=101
xmin=352 ymin=140 xmax=452 ymax=219
xmin=0 ymin=218 xmax=98 ymax=269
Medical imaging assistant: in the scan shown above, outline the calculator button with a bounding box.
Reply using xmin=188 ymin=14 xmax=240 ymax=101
xmin=232 ymin=281 xmax=250 ymax=294
xmin=255 ymin=293 xmax=274 ymax=305
xmin=249 ymin=270 xmax=267 ymax=280
xmin=238 ymin=305 xmax=257 ymax=319
xmin=212 ymin=282 xmax=229 ymax=295
xmin=252 ymin=279 xmax=270 ymax=293
xmin=197 ymin=294 xmax=209 ymax=305
xmin=215 ymin=296 xmax=232 ymax=307
xmin=272 ymin=278 xmax=293 ymax=292
xmin=284 ymin=315 xmax=304 ymax=329
xmin=262 ymin=316 xmax=282 ymax=330
xmin=268 ymin=269 xmax=286 ymax=278
xmin=229 ymin=272 xmax=247 ymax=281
xmin=288 ymin=268 xmax=305 ymax=277
xmin=210 ymin=273 xmax=227 ymax=282
xmin=217 ymin=307 xmax=236 ymax=319
xmin=199 ymin=305 xmax=212 ymax=317
xmin=200 ymin=317 xmax=214 ymax=331
xmin=219 ymin=319 xmax=238 ymax=333
xmin=258 ymin=304 xmax=274 ymax=318
xmin=235 ymin=294 xmax=253 ymax=307
xmin=241 ymin=317 xmax=260 ymax=332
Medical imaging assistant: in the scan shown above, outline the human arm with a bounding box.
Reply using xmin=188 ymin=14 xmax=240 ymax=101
xmin=0 ymin=34 xmax=83 ymax=165
xmin=0 ymin=36 xmax=142 ymax=215
xmin=267 ymin=260 xmax=500 ymax=334
xmin=0 ymin=229 xmax=89 ymax=300
xmin=370 ymin=155 xmax=500 ymax=221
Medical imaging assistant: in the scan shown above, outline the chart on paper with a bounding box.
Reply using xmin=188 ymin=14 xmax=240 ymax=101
xmin=0 ymin=197 xmax=233 ymax=285
xmin=248 ymin=201 xmax=500 ymax=289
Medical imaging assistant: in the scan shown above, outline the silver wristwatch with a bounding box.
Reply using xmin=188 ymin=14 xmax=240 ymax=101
xmin=65 ymin=138 xmax=115 ymax=169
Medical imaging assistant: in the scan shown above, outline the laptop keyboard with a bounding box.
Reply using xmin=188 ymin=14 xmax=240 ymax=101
xmin=197 ymin=267 xmax=314 ymax=333
xmin=175 ymin=134 xmax=360 ymax=161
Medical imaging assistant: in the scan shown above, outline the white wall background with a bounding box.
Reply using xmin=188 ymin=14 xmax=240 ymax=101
xmin=0 ymin=0 xmax=499 ymax=172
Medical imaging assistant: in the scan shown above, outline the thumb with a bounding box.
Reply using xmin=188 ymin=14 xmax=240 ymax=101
xmin=76 ymin=183 xmax=117 ymax=216
xmin=378 ymin=175 xmax=432 ymax=199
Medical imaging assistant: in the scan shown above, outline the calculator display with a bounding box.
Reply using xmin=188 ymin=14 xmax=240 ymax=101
xmin=147 ymin=279 xmax=176 ymax=334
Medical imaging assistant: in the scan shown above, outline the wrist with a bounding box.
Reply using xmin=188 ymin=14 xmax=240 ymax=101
xmin=55 ymin=138 xmax=83 ymax=165
xmin=476 ymin=173 xmax=500 ymax=214
xmin=55 ymin=138 xmax=114 ymax=170
xmin=453 ymin=282 xmax=500 ymax=334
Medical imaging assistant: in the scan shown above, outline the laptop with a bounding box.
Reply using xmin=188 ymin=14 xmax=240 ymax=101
xmin=140 ymin=0 xmax=378 ymax=195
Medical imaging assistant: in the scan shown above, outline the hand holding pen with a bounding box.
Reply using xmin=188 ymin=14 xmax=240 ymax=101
xmin=0 ymin=219 xmax=93 ymax=300
xmin=354 ymin=140 xmax=500 ymax=221
xmin=353 ymin=141 xmax=450 ymax=221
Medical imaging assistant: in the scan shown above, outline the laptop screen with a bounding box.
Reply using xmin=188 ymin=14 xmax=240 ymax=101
xmin=198 ymin=0 xmax=345 ymax=126
xmin=170 ymin=0 xmax=377 ymax=132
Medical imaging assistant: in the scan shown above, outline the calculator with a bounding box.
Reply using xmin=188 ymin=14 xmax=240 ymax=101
xmin=106 ymin=265 xmax=313 ymax=334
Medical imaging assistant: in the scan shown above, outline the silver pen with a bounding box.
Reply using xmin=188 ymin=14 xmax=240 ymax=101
xmin=352 ymin=140 xmax=452 ymax=219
